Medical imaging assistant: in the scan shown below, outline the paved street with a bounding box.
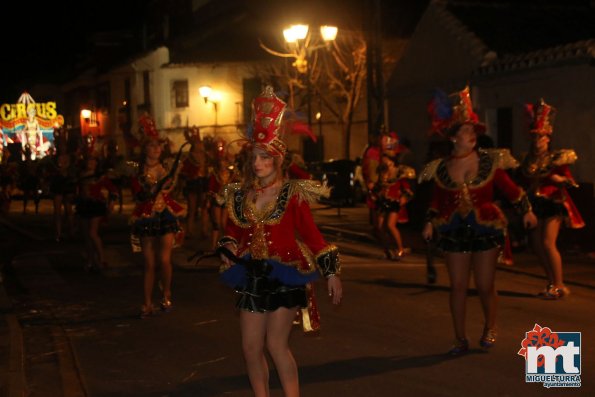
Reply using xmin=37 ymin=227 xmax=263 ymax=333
xmin=1 ymin=199 xmax=594 ymax=396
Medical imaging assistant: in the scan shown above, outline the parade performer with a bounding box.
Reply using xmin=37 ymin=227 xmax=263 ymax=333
xmin=217 ymin=86 xmax=342 ymax=396
xmin=75 ymin=153 xmax=119 ymax=272
xmin=374 ymin=137 xmax=416 ymax=260
xmin=420 ymin=86 xmax=537 ymax=355
xmin=207 ymin=155 xmax=235 ymax=250
xmin=47 ymin=152 xmax=77 ymax=242
xmin=179 ymin=129 xmax=209 ymax=239
xmin=517 ymin=99 xmax=584 ymax=299
xmin=130 ymin=134 xmax=186 ymax=318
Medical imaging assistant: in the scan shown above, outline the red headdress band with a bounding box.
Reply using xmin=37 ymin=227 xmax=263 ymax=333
xmin=525 ymin=98 xmax=556 ymax=135
xmin=381 ymin=131 xmax=401 ymax=156
xmin=427 ymin=85 xmax=486 ymax=136
xmin=251 ymin=86 xmax=287 ymax=157
xmin=449 ymin=86 xmax=486 ymax=134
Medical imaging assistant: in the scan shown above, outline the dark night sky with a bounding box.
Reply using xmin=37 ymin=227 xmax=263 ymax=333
xmin=0 ymin=1 xmax=142 ymax=101
xmin=0 ymin=0 xmax=427 ymax=102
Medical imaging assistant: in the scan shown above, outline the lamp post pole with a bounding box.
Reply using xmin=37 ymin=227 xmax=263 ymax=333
xmin=278 ymin=24 xmax=337 ymax=162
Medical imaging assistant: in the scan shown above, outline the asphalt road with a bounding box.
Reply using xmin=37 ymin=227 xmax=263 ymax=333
xmin=1 ymin=201 xmax=594 ymax=396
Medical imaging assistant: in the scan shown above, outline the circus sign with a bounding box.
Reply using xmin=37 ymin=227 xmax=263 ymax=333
xmin=0 ymin=92 xmax=64 ymax=160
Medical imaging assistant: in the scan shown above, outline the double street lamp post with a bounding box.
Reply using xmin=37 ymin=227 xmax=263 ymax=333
xmin=282 ymin=24 xmax=338 ymax=125
xmin=281 ymin=24 xmax=338 ymax=161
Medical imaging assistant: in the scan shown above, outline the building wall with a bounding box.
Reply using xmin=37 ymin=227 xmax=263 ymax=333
xmin=72 ymin=45 xmax=368 ymax=162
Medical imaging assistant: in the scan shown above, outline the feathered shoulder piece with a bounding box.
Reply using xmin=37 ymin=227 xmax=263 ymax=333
xmin=287 ymin=179 xmax=331 ymax=205
xmin=397 ymin=165 xmax=416 ymax=180
xmin=551 ymin=149 xmax=578 ymax=166
xmin=418 ymin=158 xmax=442 ymax=183
xmin=427 ymin=89 xmax=453 ymax=136
xmin=484 ymin=148 xmax=519 ymax=170
xmin=218 ymin=182 xmax=242 ymax=206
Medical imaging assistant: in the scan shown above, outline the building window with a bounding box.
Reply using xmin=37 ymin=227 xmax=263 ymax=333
xmin=173 ymin=80 xmax=189 ymax=108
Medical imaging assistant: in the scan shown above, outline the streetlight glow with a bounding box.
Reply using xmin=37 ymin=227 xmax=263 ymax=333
xmin=199 ymin=85 xmax=213 ymax=103
xmin=292 ymin=24 xmax=309 ymax=40
xmin=81 ymin=109 xmax=92 ymax=119
xmin=320 ymin=25 xmax=338 ymax=42
xmin=284 ymin=24 xmax=309 ymax=43
xmin=283 ymin=27 xmax=298 ymax=43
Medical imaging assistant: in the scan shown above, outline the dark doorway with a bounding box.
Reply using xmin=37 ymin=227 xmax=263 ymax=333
xmin=497 ymin=107 xmax=513 ymax=150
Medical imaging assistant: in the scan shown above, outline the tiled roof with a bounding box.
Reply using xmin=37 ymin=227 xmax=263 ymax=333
xmin=433 ymin=0 xmax=595 ymax=74
xmin=476 ymin=39 xmax=595 ymax=75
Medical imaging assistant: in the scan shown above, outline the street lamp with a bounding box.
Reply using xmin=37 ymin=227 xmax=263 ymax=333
xmin=199 ymin=85 xmax=220 ymax=133
xmin=260 ymin=24 xmax=338 ymax=161
xmin=280 ymin=24 xmax=338 ymax=76
xmin=284 ymin=24 xmax=337 ymax=161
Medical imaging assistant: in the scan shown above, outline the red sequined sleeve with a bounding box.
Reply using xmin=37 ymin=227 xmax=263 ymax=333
xmin=292 ymin=198 xmax=340 ymax=277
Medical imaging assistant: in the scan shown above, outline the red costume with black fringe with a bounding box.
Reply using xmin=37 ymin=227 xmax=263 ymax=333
xmin=375 ymin=165 xmax=416 ymax=222
xmin=517 ymin=99 xmax=584 ymax=229
xmin=217 ymin=86 xmax=340 ymax=332
xmin=420 ymin=149 xmax=531 ymax=265
xmin=219 ymin=180 xmax=338 ymax=331
xmin=129 ymin=161 xmax=186 ymax=252
xmin=518 ymin=150 xmax=584 ymax=228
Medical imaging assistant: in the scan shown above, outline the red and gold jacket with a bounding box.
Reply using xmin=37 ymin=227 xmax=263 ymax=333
xmin=419 ymin=149 xmax=529 ymax=229
xmin=219 ymin=179 xmax=340 ymax=331
xmin=518 ymin=149 xmax=584 ymax=228
xmin=129 ymin=162 xmax=185 ymax=222
xmin=180 ymin=152 xmax=207 ymax=181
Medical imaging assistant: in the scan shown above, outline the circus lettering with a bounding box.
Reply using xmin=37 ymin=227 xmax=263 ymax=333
xmin=0 ymin=92 xmax=64 ymax=160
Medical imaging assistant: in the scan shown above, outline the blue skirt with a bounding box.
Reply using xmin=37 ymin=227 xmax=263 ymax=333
xmin=221 ymin=255 xmax=319 ymax=312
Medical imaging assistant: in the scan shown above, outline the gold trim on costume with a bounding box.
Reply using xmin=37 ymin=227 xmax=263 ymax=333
xmin=287 ymin=179 xmax=331 ymax=205
xmin=418 ymin=159 xmax=441 ymax=183
xmin=397 ymin=165 xmax=416 ymax=180
xmin=552 ymin=149 xmax=578 ymax=166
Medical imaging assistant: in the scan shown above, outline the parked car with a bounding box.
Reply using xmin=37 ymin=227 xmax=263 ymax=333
xmin=308 ymin=159 xmax=366 ymax=206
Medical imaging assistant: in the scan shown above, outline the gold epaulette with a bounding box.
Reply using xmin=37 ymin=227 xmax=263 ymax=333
xmin=552 ymin=149 xmax=578 ymax=166
xmin=219 ymin=182 xmax=242 ymax=206
xmin=287 ymin=179 xmax=331 ymax=205
xmin=418 ymin=159 xmax=442 ymax=183
xmin=398 ymin=165 xmax=416 ymax=180
xmin=484 ymin=148 xmax=519 ymax=170
xmin=122 ymin=161 xmax=140 ymax=177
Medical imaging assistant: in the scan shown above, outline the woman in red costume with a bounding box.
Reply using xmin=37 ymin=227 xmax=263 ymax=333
xmin=421 ymin=87 xmax=537 ymax=355
xmin=75 ymin=153 xmax=119 ymax=272
xmin=130 ymin=137 xmax=186 ymax=318
xmin=218 ymin=86 xmax=342 ymax=397
xmin=518 ymin=99 xmax=584 ymax=299
xmin=374 ymin=143 xmax=416 ymax=260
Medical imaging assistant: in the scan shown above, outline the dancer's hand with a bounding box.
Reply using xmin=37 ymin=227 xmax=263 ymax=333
xmin=422 ymin=222 xmax=433 ymax=241
xmin=327 ymin=275 xmax=342 ymax=305
xmin=523 ymin=211 xmax=538 ymax=229
xmin=219 ymin=244 xmax=237 ymax=266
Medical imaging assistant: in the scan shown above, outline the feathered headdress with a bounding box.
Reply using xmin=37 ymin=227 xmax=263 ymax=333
xmin=139 ymin=113 xmax=159 ymax=139
xmin=428 ymin=86 xmax=485 ymax=136
xmin=381 ymin=131 xmax=401 ymax=157
xmin=525 ymin=98 xmax=556 ymax=135
xmin=250 ymin=86 xmax=288 ymax=157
